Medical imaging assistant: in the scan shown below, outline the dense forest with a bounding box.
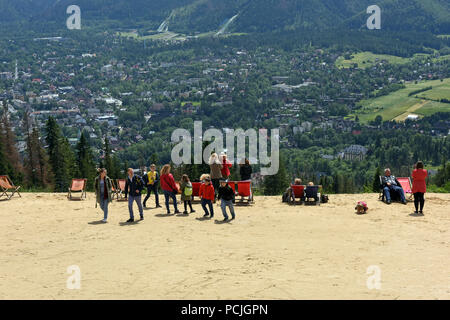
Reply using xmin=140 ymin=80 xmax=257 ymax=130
xmin=1 ymin=103 xmax=449 ymax=195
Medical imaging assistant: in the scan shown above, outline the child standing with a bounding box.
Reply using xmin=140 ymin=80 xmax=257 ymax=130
xmin=220 ymin=152 xmax=232 ymax=179
xmin=199 ymin=176 xmax=215 ymax=218
xmin=218 ymin=179 xmax=235 ymax=221
xmin=180 ymin=174 xmax=195 ymax=215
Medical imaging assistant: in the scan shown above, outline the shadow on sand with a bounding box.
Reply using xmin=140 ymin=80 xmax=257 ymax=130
xmin=88 ymin=220 xmax=106 ymax=225
xmin=195 ymin=216 xmax=212 ymax=222
xmin=409 ymin=212 xmax=425 ymax=217
xmin=175 ymin=213 xmax=190 ymax=217
xmin=155 ymin=213 xmax=176 ymax=217
xmin=119 ymin=220 xmax=142 ymax=226
xmin=214 ymin=219 xmax=233 ymax=225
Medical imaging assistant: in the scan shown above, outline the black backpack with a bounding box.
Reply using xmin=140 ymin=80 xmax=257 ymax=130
xmin=321 ymin=194 xmax=329 ymax=203
xmin=282 ymin=191 xmax=290 ymax=203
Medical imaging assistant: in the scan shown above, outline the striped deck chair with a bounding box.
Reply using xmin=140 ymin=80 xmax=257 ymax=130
xmin=0 ymin=175 xmax=21 ymax=199
xmin=110 ymin=179 xmax=119 ymax=200
xmin=397 ymin=177 xmax=414 ymax=201
xmin=67 ymin=179 xmax=87 ymax=200
xmin=116 ymin=179 xmax=127 ymax=201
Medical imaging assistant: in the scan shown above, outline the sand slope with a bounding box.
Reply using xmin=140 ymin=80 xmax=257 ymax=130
xmin=0 ymin=193 xmax=449 ymax=300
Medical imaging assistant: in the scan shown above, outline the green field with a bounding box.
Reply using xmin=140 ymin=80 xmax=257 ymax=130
xmin=417 ymin=83 xmax=450 ymax=101
xmin=336 ymin=52 xmax=412 ymax=69
xmin=181 ymin=101 xmax=201 ymax=107
xmin=354 ymin=78 xmax=450 ymax=123
xmin=336 ymin=51 xmax=450 ymax=69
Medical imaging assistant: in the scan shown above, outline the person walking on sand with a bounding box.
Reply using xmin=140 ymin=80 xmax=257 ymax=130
xmin=209 ymin=153 xmax=223 ymax=201
xmin=199 ymin=176 xmax=215 ymax=218
xmin=218 ymin=178 xmax=235 ymax=222
xmin=125 ymin=168 xmax=145 ymax=222
xmin=160 ymin=164 xmax=180 ymax=215
xmin=180 ymin=174 xmax=195 ymax=215
xmin=94 ymin=168 xmax=113 ymax=223
xmin=143 ymin=164 xmax=161 ymax=208
xmin=412 ymin=161 xmax=428 ymax=215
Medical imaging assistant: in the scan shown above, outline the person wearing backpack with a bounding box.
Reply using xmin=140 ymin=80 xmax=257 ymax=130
xmin=180 ymin=174 xmax=195 ymax=215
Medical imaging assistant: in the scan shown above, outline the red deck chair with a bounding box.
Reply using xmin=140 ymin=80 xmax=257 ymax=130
xmin=236 ymin=181 xmax=254 ymax=204
xmin=0 ymin=175 xmax=21 ymax=200
xmin=116 ymin=179 xmax=127 ymax=201
xmin=67 ymin=179 xmax=87 ymax=200
xmin=289 ymin=185 xmax=305 ymax=205
xmin=191 ymin=182 xmax=201 ymax=202
xmin=397 ymin=177 xmax=413 ymax=201
xmin=110 ymin=180 xmax=119 ymax=200
xmin=228 ymin=181 xmax=237 ymax=194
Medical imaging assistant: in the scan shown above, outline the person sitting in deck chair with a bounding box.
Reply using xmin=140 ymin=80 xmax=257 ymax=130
xmin=305 ymin=182 xmax=319 ymax=203
xmin=381 ymin=168 xmax=406 ymax=205
xmin=282 ymin=178 xmax=303 ymax=203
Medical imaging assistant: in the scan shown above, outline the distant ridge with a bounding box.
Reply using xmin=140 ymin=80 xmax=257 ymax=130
xmin=1 ymin=0 xmax=449 ymax=34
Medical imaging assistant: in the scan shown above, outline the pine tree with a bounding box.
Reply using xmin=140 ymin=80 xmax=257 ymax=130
xmin=31 ymin=127 xmax=51 ymax=188
xmin=23 ymin=112 xmax=36 ymax=186
xmin=23 ymin=112 xmax=50 ymax=188
xmin=0 ymin=126 xmax=10 ymax=175
xmin=372 ymin=167 xmax=382 ymax=192
xmin=45 ymin=117 xmax=76 ymax=192
xmin=263 ymin=154 xmax=288 ymax=195
xmin=103 ymin=136 xmax=113 ymax=174
xmin=1 ymin=102 xmax=23 ymax=183
xmin=76 ymin=132 xmax=96 ymax=190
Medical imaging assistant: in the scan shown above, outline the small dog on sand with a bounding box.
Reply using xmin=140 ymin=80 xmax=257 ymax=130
xmin=355 ymin=201 xmax=368 ymax=214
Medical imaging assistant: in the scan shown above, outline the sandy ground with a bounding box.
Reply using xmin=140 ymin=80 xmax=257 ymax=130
xmin=0 ymin=192 xmax=449 ymax=300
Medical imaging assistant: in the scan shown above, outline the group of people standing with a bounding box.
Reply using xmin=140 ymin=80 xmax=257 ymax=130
xmin=93 ymin=152 xmax=253 ymax=223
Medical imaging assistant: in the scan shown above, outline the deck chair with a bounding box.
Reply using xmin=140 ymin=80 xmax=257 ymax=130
xmin=110 ymin=179 xmax=119 ymax=200
xmin=191 ymin=182 xmax=202 ymax=202
xmin=0 ymin=175 xmax=21 ymax=199
xmin=397 ymin=177 xmax=413 ymax=201
xmin=379 ymin=176 xmax=408 ymax=202
xmin=67 ymin=179 xmax=87 ymax=200
xmin=227 ymin=181 xmax=237 ymax=203
xmin=289 ymin=185 xmax=305 ymax=205
xmin=304 ymin=185 xmax=320 ymax=206
xmin=236 ymin=181 xmax=254 ymax=205
xmin=116 ymin=179 xmax=127 ymax=201
xmin=378 ymin=176 xmax=384 ymax=201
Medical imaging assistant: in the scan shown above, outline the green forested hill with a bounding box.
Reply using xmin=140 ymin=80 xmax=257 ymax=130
xmin=1 ymin=0 xmax=449 ymax=34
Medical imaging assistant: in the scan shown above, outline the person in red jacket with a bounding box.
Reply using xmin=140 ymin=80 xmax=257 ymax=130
xmin=412 ymin=161 xmax=428 ymax=215
xmin=199 ymin=176 xmax=215 ymax=218
xmin=160 ymin=164 xmax=180 ymax=214
xmin=220 ymin=152 xmax=232 ymax=179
